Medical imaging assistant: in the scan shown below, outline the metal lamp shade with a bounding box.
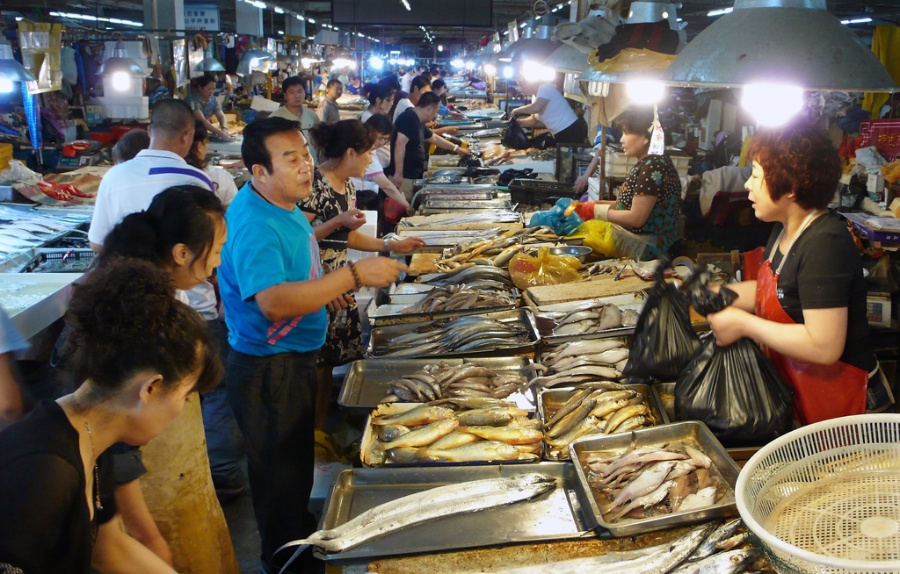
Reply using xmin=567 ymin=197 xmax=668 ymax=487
xmin=0 ymin=58 xmax=36 ymax=83
xmin=99 ymin=57 xmax=148 ymax=77
xmin=662 ymin=0 xmax=896 ymax=91
xmin=195 ymin=57 xmax=226 ymax=72
xmin=237 ymin=48 xmax=274 ymax=77
xmin=543 ymin=43 xmax=588 ymax=74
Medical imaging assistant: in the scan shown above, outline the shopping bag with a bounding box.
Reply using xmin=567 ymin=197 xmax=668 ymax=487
xmin=622 ymin=258 xmax=700 ymax=382
xmin=675 ymin=271 xmax=794 ymax=446
xmin=501 ymin=118 xmax=531 ymax=150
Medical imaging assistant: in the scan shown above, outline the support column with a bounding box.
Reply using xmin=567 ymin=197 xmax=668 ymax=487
xmin=143 ymin=0 xmax=186 ymax=31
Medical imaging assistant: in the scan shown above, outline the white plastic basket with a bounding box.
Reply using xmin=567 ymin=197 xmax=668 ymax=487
xmin=736 ymin=414 xmax=900 ymax=573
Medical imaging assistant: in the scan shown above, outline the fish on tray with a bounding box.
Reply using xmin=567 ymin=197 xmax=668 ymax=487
xmin=399 ymin=285 xmax=514 ymax=315
xmin=531 ymin=339 xmax=630 ymax=387
xmin=372 ymin=316 xmax=530 ymax=358
xmin=419 ymin=265 xmax=515 ymax=291
xmin=550 ymin=302 xmax=640 ymax=336
xmin=583 ymin=442 xmax=726 ymax=522
xmin=380 ymin=362 xmax=528 ymax=403
xmin=541 ymin=385 xmax=657 ymax=460
xmin=435 ymin=226 xmax=563 ymax=271
xmin=365 ymin=398 xmax=543 ymax=466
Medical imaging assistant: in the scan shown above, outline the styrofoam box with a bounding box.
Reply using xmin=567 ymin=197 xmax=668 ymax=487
xmin=605 ymin=149 xmax=691 ymax=178
xmin=91 ymin=96 xmax=149 ymax=120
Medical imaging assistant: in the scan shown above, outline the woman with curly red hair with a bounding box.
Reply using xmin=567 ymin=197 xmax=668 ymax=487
xmin=706 ymin=120 xmax=893 ymax=424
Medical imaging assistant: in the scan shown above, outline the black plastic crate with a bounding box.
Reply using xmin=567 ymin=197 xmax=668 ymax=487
xmin=508 ymin=179 xmax=579 ymax=205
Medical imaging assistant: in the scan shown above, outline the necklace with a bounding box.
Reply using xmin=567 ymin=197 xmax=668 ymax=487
xmin=71 ymin=394 xmax=103 ymax=511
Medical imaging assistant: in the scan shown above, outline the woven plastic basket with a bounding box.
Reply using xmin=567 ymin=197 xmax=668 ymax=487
xmin=736 ymin=414 xmax=900 ymax=573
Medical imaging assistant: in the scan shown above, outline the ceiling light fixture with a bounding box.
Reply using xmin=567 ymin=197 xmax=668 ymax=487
xmin=401 ymin=0 xmax=411 ymax=10
xmin=663 ymin=0 xmax=896 ymax=92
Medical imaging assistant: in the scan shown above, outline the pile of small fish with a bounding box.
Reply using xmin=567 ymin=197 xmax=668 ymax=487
xmin=542 ymin=384 xmax=657 ymax=460
xmin=584 ymin=443 xmax=727 ymax=522
xmin=372 ymin=316 xmax=531 ymax=358
xmin=532 ymin=339 xmax=630 ymax=386
xmin=435 ymin=226 xmax=563 ymax=271
xmin=549 ymin=301 xmax=640 ymax=336
xmin=402 ymin=211 xmax=521 ymax=227
xmin=283 ymin=473 xmax=557 ymax=555
xmin=400 ymin=285 xmax=514 ymax=315
xmin=420 ymin=264 xmax=515 ymax=292
xmin=489 ymin=520 xmax=766 ymax=574
xmin=365 ymin=399 xmax=544 ymax=465
xmin=381 ymin=363 xmax=528 ymax=403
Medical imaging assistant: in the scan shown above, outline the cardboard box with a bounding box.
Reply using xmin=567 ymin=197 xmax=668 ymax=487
xmin=841 ymin=213 xmax=900 ymax=244
xmin=867 ymin=292 xmax=892 ymax=328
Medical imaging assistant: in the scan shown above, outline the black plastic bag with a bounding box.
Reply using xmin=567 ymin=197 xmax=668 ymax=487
xmin=674 ymin=271 xmax=794 ymax=446
xmin=502 ymin=118 xmax=531 ymax=150
xmin=622 ymin=259 xmax=700 ymax=382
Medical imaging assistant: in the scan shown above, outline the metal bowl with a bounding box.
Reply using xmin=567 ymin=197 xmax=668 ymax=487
xmin=529 ymin=245 xmax=593 ymax=262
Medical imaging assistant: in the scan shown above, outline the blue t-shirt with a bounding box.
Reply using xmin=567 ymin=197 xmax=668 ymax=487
xmin=218 ymin=183 xmax=327 ymax=356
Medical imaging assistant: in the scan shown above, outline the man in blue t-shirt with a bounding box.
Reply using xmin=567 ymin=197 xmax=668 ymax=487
xmin=218 ymin=117 xmax=406 ymax=573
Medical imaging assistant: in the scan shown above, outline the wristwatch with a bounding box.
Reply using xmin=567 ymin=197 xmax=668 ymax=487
xmin=383 ymin=233 xmax=398 ymax=252
xmin=452 ymin=144 xmax=459 ymax=153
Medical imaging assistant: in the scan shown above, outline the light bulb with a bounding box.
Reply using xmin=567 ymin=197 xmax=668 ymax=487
xmin=451 ymin=59 xmax=465 ymax=69
xmin=111 ymin=71 xmax=131 ymax=92
xmin=521 ymin=61 xmax=556 ymax=83
xmin=483 ymin=64 xmax=497 ymax=76
xmin=741 ymin=83 xmax=804 ymax=127
xmin=464 ymin=61 xmax=475 ymax=71
xmin=626 ymin=79 xmax=665 ymax=104
xmin=0 ymin=76 xmax=13 ymax=94
xmin=502 ymin=66 xmax=514 ymax=79
xmin=369 ymin=56 xmax=384 ymax=70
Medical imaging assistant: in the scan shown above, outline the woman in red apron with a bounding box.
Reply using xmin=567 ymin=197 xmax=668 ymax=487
xmin=706 ymin=121 xmax=893 ymax=425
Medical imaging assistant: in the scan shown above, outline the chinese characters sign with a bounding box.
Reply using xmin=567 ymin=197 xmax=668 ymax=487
xmin=184 ymin=3 xmax=220 ymax=32
xmin=858 ymin=119 xmax=900 ymax=162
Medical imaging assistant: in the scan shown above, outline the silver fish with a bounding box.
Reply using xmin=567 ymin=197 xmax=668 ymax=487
xmin=602 ymin=460 xmax=677 ymax=513
xmin=670 ymin=548 xmax=758 ymax=574
xmin=690 ymin=518 xmax=743 ymax=562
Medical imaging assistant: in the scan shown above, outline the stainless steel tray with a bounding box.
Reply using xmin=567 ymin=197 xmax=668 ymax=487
xmin=537 ymin=384 xmax=668 ymax=460
xmin=315 ymin=462 xmax=595 ymax=562
xmin=366 ymin=308 xmax=540 ymax=359
xmin=419 ymin=191 xmax=495 ymax=201
xmin=338 ymin=356 xmax=538 ymax=410
xmin=423 ymin=199 xmax=512 ymax=210
xmin=569 ymin=421 xmax=740 ymax=537
xmin=365 ymin=286 xmax=519 ymax=327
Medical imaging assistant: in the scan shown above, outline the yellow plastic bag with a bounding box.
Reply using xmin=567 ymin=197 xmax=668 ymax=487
xmin=572 ymin=219 xmax=616 ymax=258
xmin=508 ymin=246 xmax=582 ymax=291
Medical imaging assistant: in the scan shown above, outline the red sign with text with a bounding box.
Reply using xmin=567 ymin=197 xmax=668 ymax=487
xmin=858 ymin=119 xmax=900 ymax=162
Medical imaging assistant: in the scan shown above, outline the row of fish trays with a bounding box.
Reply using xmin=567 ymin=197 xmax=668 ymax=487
xmin=532 ymin=293 xmax=645 ymax=346
xmin=397 ymin=210 xmax=523 ymax=232
xmin=365 ymin=283 xmax=520 ymax=327
xmin=395 ymin=227 xmax=505 ymax=251
xmin=365 ymin=309 xmax=540 ymax=359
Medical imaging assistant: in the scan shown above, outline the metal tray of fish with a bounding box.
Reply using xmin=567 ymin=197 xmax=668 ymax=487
xmin=338 ymin=357 xmax=538 ymax=411
xmin=365 ymin=286 xmax=519 ymax=327
xmin=569 ymin=421 xmax=740 ymax=537
xmin=365 ymin=308 xmax=540 ymax=359
xmin=422 ymin=199 xmax=512 ymax=210
xmin=534 ymin=294 xmax=645 ymax=346
xmin=360 ymin=401 xmax=544 ymax=467
xmin=650 ymin=383 xmax=764 ymax=463
xmin=315 ymin=462 xmax=595 ymax=562
xmin=538 ymin=384 xmax=668 ymax=461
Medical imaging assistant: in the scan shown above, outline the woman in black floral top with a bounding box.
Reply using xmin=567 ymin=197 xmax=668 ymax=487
xmin=300 ymin=120 xmax=425 ymax=429
xmin=575 ymin=106 xmax=683 ymax=259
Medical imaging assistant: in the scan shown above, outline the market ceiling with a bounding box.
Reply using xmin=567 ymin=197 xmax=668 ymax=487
xmin=4 ymin=1 xmax=899 ymax=47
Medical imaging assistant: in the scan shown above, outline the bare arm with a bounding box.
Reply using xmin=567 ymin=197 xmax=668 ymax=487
xmin=304 ymin=209 xmax=366 ymax=241
xmin=512 ymin=97 xmax=548 ymax=117
xmin=114 ymin=480 xmax=173 ymax=566
xmin=348 ymin=231 xmax=426 ymax=253
xmin=515 ymin=116 xmax=544 ymax=129
xmin=370 ymin=172 xmax=410 ymax=210
xmin=708 ymin=306 xmax=848 ymax=364
xmin=391 ymin=132 xmax=408 ymax=187
xmin=425 ymin=134 xmax=471 ymax=156
xmin=215 ymin=109 xmax=229 ymax=132
xmin=0 ymin=352 xmax=22 ymax=431
xmin=607 ymin=194 xmax=657 ymax=228
xmin=575 ymin=150 xmax=601 ymax=194
xmin=194 ymin=110 xmax=229 ymax=139
xmin=254 ymin=257 xmax=407 ymax=321
xmin=92 ymin=516 xmax=177 ymax=574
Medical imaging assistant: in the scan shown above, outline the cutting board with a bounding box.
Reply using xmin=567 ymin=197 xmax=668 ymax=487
xmin=407 ymin=253 xmax=441 ymax=276
xmin=525 ymin=275 xmax=650 ymax=305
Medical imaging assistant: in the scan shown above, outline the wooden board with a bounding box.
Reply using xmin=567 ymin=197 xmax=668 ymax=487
xmin=525 ymin=275 xmax=651 ymax=305
xmin=407 ymin=253 xmax=441 ymax=276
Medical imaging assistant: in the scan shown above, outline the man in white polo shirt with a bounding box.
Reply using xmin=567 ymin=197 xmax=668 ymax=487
xmin=88 ymin=98 xmax=246 ymax=499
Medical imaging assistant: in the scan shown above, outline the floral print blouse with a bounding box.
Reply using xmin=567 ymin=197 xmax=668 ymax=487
xmin=616 ymin=154 xmax=683 ymax=259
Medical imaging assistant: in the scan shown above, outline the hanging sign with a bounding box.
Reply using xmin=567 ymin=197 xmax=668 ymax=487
xmin=858 ymin=119 xmax=900 ymax=162
xmin=184 ymin=3 xmax=220 ymax=32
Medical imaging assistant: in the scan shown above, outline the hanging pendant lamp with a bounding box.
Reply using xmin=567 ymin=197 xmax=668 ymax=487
xmin=662 ymin=0 xmax=896 ymax=91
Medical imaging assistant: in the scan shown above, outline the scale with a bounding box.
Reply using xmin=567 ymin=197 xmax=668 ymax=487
xmin=57 ymin=140 xmax=105 ymax=171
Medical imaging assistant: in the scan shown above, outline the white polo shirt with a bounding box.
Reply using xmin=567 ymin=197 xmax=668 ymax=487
xmin=393 ymin=98 xmax=414 ymax=122
xmin=88 ymin=149 xmax=220 ymax=319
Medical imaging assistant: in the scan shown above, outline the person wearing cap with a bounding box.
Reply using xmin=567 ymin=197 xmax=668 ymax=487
xmin=573 ymin=105 xmax=682 ymax=259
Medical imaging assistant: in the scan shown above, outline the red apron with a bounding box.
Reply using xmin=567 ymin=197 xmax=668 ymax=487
xmin=755 ymin=215 xmax=868 ymax=425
